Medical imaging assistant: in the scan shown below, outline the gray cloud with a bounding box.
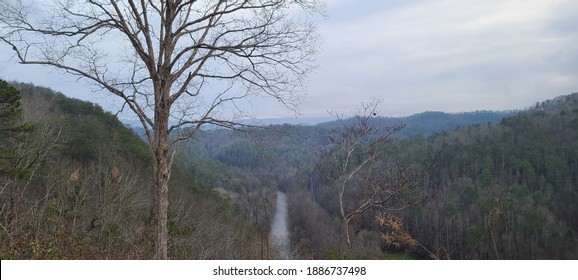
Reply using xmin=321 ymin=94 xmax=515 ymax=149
xmin=1 ymin=0 xmax=577 ymax=119
xmin=302 ymin=0 xmax=578 ymax=117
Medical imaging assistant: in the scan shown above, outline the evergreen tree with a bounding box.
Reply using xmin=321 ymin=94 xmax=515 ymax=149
xmin=0 ymin=79 xmax=32 ymax=178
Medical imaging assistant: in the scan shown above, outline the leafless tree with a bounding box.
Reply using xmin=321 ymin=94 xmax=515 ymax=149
xmin=317 ymin=100 xmax=442 ymax=258
xmin=0 ymin=0 xmax=322 ymax=259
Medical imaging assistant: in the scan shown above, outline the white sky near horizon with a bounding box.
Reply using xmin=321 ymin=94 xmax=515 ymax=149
xmin=1 ymin=0 xmax=578 ymax=120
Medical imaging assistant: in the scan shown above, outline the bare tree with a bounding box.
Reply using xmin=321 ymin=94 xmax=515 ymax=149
xmin=0 ymin=0 xmax=322 ymax=259
xmin=317 ymin=100 xmax=442 ymax=258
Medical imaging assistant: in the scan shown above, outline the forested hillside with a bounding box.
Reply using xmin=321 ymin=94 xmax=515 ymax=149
xmin=181 ymin=93 xmax=578 ymax=260
xmin=292 ymin=93 xmax=578 ymax=259
xmin=0 ymin=82 xmax=265 ymax=259
xmin=3 ymin=80 xmax=577 ymax=260
xmin=399 ymin=93 xmax=578 ymax=259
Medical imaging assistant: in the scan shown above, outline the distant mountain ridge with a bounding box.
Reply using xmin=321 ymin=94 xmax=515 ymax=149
xmin=316 ymin=110 xmax=515 ymax=137
xmin=123 ymin=110 xmax=514 ymax=138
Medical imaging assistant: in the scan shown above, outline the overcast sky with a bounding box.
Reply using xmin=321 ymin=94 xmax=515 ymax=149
xmin=1 ymin=0 xmax=578 ymax=120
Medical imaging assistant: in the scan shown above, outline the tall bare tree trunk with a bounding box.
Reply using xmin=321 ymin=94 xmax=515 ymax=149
xmin=153 ymin=146 xmax=169 ymax=260
xmin=153 ymin=90 xmax=170 ymax=260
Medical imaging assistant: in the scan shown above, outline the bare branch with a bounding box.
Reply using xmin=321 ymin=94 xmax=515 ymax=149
xmin=0 ymin=0 xmax=322 ymax=259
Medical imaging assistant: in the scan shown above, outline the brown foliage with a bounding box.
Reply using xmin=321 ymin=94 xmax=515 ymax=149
xmin=376 ymin=214 xmax=417 ymax=249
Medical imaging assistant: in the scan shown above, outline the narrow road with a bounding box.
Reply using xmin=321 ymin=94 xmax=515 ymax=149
xmin=270 ymin=190 xmax=290 ymax=259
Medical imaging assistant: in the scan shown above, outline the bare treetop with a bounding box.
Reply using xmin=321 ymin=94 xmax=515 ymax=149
xmin=1 ymin=0 xmax=321 ymax=143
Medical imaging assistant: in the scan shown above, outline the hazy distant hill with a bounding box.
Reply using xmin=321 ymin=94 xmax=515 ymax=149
xmin=124 ymin=110 xmax=512 ymax=137
xmin=317 ymin=110 xmax=515 ymax=137
xmin=175 ymin=109 xmax=514 ymax=192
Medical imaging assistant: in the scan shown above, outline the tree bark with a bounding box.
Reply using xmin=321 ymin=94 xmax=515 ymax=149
xmin=153 ymin=88 xmax=171 ymax=260
xmin=153 ymin=144 xmax=170 ymax=260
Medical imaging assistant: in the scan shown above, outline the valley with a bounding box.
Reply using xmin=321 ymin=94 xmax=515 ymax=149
xmin=2 ymin=81 xmax=578 ymax=259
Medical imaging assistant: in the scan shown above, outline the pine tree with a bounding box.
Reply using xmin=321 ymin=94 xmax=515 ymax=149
xmin=0 ymin=80 xmax=33 ymax=178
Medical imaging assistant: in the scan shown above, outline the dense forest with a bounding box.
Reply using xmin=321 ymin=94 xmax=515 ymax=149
xmin=400 ymin=94 xmax=578 ymax=259
xmin=2 ymin=80 xmax=577 ymax=259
